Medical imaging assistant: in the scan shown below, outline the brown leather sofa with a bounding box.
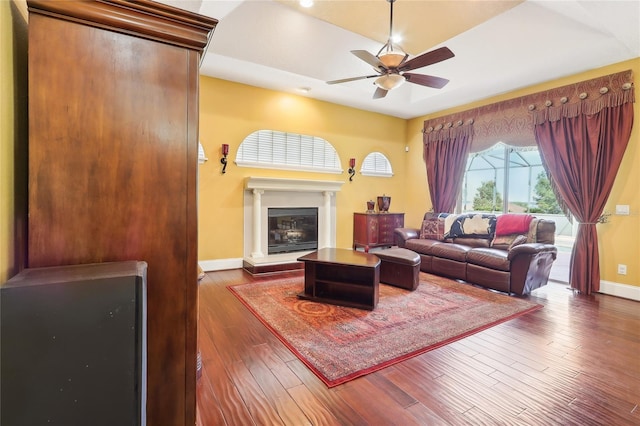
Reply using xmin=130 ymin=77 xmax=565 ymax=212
xmin=394 ymin=213 xmax=558 ymax=295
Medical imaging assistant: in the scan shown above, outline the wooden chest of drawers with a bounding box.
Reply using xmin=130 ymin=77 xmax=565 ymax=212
xmin=353 ymin=213 xmax=404 ymax=252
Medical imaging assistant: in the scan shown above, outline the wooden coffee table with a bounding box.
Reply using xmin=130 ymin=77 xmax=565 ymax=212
xmin=297 ymin=248 xmax=380 ymax=310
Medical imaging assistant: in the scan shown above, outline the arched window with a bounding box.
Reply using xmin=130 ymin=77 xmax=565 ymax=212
xmin=235 ymin=130 xmax=342 ymax=174
xmin=360 ymin=152 xmax=393 ymax=177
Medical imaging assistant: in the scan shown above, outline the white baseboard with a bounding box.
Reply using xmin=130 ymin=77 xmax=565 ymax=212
xmin=199 ymin=258 xmax=244 ymax=272
xmin=599 ymin=280 xmax=640 ymax=301
xmin=198 ymin=259 xmax=640 ymax=302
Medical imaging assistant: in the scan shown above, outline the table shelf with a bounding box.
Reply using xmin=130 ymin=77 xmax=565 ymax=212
xmin=297 ymin=248 xmax=380 ymax=310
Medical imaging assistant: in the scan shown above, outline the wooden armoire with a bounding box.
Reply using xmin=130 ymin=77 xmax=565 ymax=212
xmin=26 ymin=1 xmax=216 ymax=425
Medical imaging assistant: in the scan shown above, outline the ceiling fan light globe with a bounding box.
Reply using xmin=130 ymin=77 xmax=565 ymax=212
xmin=374 ymin=74 xmax=405 ymax=90
xmin=378 ymin=51 xmax=405 ymax=68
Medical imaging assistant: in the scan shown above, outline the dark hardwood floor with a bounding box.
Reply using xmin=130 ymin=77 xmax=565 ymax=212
xmin=196 ymin=268 xmax=640 ymax=425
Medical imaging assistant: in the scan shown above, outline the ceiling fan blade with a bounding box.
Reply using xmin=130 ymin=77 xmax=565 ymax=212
xmin=403 ymin=73 xmax=450 ymax=89
xmin=326 ymin=74 xmax=379 ymax=85
xmin=351 ymin=50 xmax=386 ymax=70
xmin=399 ymin=46 xmax=454 ymax=72
xmin=373 ymin=87 xmax=388 ymax=99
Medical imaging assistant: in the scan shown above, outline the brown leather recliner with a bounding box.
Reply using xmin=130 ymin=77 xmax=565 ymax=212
xmin=394 ymin=213 xmax=557 ymax=295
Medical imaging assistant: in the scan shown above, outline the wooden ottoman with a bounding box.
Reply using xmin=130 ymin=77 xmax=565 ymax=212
xmin=375 ymin=248 xmax=421 ymax=290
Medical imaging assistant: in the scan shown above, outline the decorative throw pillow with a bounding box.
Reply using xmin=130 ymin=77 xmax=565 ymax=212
xmin=508 ymin=235 xmax=528 ymax=250
xmin=420 ymin=218 xmax=445 ymax=240
xmin=491 ymin=234 xmax=519 ymax=250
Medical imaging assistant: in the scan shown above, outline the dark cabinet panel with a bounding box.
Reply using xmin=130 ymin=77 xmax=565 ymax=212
xmin=1 ymin=262 xmax=147 ymax=426
xmin=353 ymin=213 xmax=404 ymax=252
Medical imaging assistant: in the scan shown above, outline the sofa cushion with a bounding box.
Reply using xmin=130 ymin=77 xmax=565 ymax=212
xmin=432 ymin=257 xmax=467 ymax=281
xmin=451 ymin=237 xmax=491 ymax=248
xmin=420 ymin=217 xmax=445 ymax=240
xmin=430 ymin=243 xmax=471 ymax=262
xmin=405 ymin=238 xmax=441 ymax=255
xmin=466 ymin=248 xmax=510 ymax=272
xmin=466 ymin=264 xmax=511 ymax=293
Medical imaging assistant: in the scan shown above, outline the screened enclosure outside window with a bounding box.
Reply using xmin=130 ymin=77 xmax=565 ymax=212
xmin=460 ymin=142 xmax=574 ymax=284
xmin=460 ymin=143 xmax=551 ymax=214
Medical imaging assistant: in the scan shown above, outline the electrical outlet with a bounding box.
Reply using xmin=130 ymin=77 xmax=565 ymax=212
xmin=615 ymin=205 xmax=630 ymax=215
xmin=617 ymin=264 xmax=627 ymax=275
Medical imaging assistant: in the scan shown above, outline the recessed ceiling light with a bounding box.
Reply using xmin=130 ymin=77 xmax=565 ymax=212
xmin=297 ymin=87 xmax=311 ymax=93
xmin=299 ymin=0 xmax=313 ymax=8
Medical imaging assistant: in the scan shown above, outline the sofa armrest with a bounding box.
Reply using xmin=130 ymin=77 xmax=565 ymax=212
xmin=507 ymin=243 xmax=557 ymax=261
xmin=394 ymin=228 xmax=420 ymax=248
xmin=508 ymin=243 xmax=558 ymax=295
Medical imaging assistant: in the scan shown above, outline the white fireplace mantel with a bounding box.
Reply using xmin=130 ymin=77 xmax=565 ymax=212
xmin=245 ymin=177 xmax=344 ymax=193
xmin=243 ymin=177 xmax=345 ymax=265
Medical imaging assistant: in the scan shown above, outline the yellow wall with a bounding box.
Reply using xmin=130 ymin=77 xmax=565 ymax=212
xmin=406 ymin=58 xmax=640 ymax=288
xmin=198 ymin=77 xmax=407 ymax=259
xmin=1 ymin=0 xmax=28 ymax=284
xmin=3 ymin=0 xmax=637 ymax=290
xmin=199 ymin=60 xmax=639 ymax=289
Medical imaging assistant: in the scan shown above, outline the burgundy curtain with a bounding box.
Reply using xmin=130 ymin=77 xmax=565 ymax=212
xmin=423 ymin=125 xmax=472 ymax=213
xmin=534 ymin=102 xmax=634 ymax=294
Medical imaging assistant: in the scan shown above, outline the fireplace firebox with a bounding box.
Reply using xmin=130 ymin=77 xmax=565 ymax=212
xmin=268 ymin=208 xmax=318 ymax=254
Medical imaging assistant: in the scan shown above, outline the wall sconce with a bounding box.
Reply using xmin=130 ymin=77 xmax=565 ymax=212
xmin=348 ymin=158 xmax=356 ymax=181
xmin=220 ymin=144 xmax=229 ymax=174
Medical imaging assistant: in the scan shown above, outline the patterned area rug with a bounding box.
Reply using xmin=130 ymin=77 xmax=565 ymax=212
xmin=229 ymin=272 xmax=541 ymax=387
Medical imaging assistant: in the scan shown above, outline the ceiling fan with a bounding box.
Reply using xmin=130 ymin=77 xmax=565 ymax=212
xmin=326 ymin=0 xmax=455 ymax=99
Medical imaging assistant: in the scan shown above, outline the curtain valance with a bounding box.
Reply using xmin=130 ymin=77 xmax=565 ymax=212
xmin=530 ymin=79 xmax=634 ymax=124
xmin=423 ymin=120 xmax=474 ymax=144
xmin=423 ymin=70 xmax=634 ymax=152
